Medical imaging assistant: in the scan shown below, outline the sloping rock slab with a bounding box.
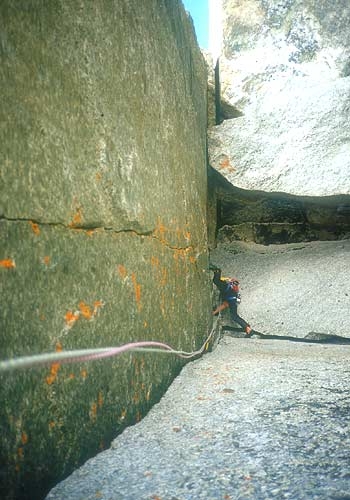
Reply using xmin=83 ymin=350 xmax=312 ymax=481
xmin=210 ymin=239 xmax=350 ymax=338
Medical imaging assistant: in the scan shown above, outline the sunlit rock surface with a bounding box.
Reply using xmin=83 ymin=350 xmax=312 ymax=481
xmin=208 ymin=0 xmax=350 ymax=197
xmin=211 ymin=239 xmax=350 ymax=337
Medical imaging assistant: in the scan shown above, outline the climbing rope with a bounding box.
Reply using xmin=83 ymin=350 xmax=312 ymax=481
xmin=0 ymin=317 xmax=219 ymax=372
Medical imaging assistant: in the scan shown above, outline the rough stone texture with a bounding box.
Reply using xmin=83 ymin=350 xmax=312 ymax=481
xmin=40 ymin=239 xmax=350 ymax=499
xmin=0 ymin=2 xmax=211 ymax=499
xmin=210 ymin=239 xmax=350 ymax=338
xmin=208 ymin=0 xmax=350 ymax=197
xmin=220 ymin=0 xmax=350 ymax=109
xmin=202 ymin=50 xmax=217 ymax=128
xmin=208 ymin=167 xmax=350 ymax=247
xmin=45 ymin=336 xmax=350 ymax=500
xmin=215 ymin=176 xmax=350 ymax=244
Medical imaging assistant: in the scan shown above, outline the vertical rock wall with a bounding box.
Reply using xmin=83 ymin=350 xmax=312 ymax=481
xmin=0 ymin=1 xmax=211 ymax=498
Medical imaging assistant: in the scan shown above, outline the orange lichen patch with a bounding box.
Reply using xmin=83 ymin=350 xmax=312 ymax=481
xmin=86 ymin=229 xmax=95 ymax=237
xmin=42 ymin=255 xmax=50 ymax=266
xmin=68 ymin=373 xmax=75 ymax=380
xmin=46 ymin=361 xmax=60 ymax=385
xmin=46 ymin=346 xmax=62 ymax=384
xmin=159 ymin=267 xmax=168 ymax=286
xmin=0 ymin=258 xmax=16 ymax=268
xmin=90 ymin=402 xmax=98 ymax=421
xmin=150 ymin=256 xmax=159 ymax=268
xmin=50 ymin=363 xmax=60 ymax=377
xmin=117 ymin=264 xmax=128 ymax=279
xmin=21 ymin=432 xmax=28 ymax=445
xmin=154 ymin=218 xmax=168 ymax=244
xmin=173 ymin=248 xmax=184 ymax=261
xmin=79 ymin=301 xmax=93 ymax=320
xmin=92 ymin=300 xmax=104 ymax=317
xmin=189 ymin=255 xmax=197 ymax=264
xmin=183 ymin=230 xmax=191 ymax=241
xmin=219 ymin=156 xmax=230 ymax=168
xmin=55 ymin=342 xmax=63 ymax=352
xmin=131 ymin=273 xmax=142 ymax=312
xmin=17 ymin=447 xmax=24 ymax=459
xmin=64 ymin=310 xmax=80 ymax=327
xmin=46 ymin=374 xmax=56 ymax=386
xmin=69 ymin=207 xmax=83 ymax=227
xmin=48 ymin=421 xmax=56 ymax=430
xmin=97 ymin=391 xmax=103 ymax=408
xmin=64 ymin=300 xmax=103 ymax=330
xmin=95 ymin=171 xmax=102 ymax=182
xmin=80 ymin=369 xmax=88 ymax=379
xmin=219 ymin=156 xmax=236 ymax=173
xmin=29 ymin=221 xmax=40 ymax=235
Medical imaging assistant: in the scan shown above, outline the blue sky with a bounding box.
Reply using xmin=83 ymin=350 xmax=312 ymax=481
xmin=182 ymin=0 xmax=209 ymax=49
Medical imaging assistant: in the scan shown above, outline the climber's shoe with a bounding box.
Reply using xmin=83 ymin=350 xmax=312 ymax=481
xmin=245 ymin=326 xmax=253 ymax=338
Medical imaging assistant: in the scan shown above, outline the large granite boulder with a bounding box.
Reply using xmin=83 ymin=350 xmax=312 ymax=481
xmin=208 ymin=0 xmax=350 ymax=197
xmin=0 ymin=1 xmax=211 ymax=499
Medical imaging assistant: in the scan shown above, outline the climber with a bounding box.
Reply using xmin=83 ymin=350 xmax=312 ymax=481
xmin=210 ymin=265 xmax=253 ymax=337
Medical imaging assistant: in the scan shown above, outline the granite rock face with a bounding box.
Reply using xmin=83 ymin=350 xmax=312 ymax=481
xmin=202 ymin=50 xmax=217 ymax=128
xmin=208 ymin=0 xmax=350 ymax=197
xmin=220 ymin=0 xmax=350 ymax=109
xmin=211 ymin=239 xmax=350 ymax=337
xmin=0 ymin=2 xmax=210 ymax=499
xmin=46 ymin=328 xmax=350 ymax=499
